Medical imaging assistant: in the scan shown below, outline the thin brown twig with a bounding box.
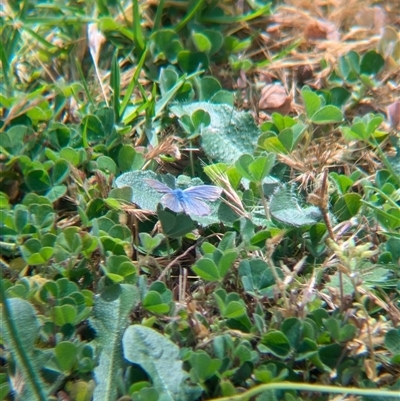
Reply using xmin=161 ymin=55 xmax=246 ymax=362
xmin=157 ymin=233 xmax=221 ymax=281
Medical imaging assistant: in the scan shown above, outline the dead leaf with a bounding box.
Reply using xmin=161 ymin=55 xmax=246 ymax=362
xmin=355 ymin=6 xmax=386 ymax=32
xmin=364 ymin=359 xmax=377 ymax=381
xmin=304 ymin=20 xmax=340 ymax=41
xmin=237 ymin=70 xmax=248 ymax=89
xmin=259 ymin=84 xmax=292 ymax=114
xmin=387 ymin=101 xmax=400 ymax=129
xmin=87 ymin=23 xmax=106 ymax=65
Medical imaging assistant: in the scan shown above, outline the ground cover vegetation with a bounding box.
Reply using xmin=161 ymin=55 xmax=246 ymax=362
xmin=1 ymin=0 xmax=400 ymax=400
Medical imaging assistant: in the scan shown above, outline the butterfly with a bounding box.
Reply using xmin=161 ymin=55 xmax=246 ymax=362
xmin=145 ymin=179 xmax=222 ymax=216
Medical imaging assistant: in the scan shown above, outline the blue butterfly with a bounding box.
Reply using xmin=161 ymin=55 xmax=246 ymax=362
xmin=145 ymin=179 xmax=222 ymax=216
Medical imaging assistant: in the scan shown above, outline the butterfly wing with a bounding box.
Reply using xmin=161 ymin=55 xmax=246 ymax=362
xmin=183 ymin=185 xmax=222 ymax=201
xmin=161 ymin=193 xmax=183 ymax=213
xmin=145 ymin=180 xmax=221 ymax=215
xmin=180 ymin=195 xmax=211 ymax=216
xmin=144 ymin=179 xmax=174 ymax=194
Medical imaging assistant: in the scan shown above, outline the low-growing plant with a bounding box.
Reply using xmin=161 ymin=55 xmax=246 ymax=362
xmin=1 ymin=1 xmax=400 ymax=401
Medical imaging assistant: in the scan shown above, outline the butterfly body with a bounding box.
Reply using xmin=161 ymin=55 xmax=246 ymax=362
xmin=145 ymin=179 xmax=222 ymax=216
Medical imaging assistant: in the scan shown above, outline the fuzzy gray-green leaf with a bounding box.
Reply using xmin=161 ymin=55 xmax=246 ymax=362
xmin=89 ymin=284 xmax=140 ymax=401
xmin=171 ymin=102 xmax=260 ymax=163
xmin=270 ymin=186 xmax=322 ymax=227
xmin=123 ymin=325 xmax=189 ymax=401
xmin=0 ymin=298 xmax=63 ymax=400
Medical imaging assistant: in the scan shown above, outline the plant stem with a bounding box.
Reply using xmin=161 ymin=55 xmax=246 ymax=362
xmin=210 ymin=382 xmax=400 ymax=401
xmin=259 ymin=183 xmax=270 ymax=220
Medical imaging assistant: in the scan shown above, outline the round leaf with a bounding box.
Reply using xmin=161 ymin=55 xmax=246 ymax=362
xmin=26 ymin=169 xmax=52 ymax=191
xmin=177 ymin=51 xmax=209 ymax=73
xmin=333 ymin=193 xmax=361 ymax=221
xmin=192 ymin=258 xmax=220 ymax=281
xmin=55 ymin=342 xmax=78 ymax=372
xmin=360 ymin=50 xmax=384 ymax=75
xmin=192 ymin=32 xmax=212 ymax=53
xmin=311 ymin=105 xmax=343 ymax=124
xmin=52 ymin=159 xmax=70 ymax=184
xmin=260 ymin=331 xmax=291 ymax=357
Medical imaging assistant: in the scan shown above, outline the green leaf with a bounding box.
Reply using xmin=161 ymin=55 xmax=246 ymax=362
xmin=238 ymin=259 xmax=278 ymax=299
xmin=333 ymin=193 xmax=362 ymax=221
xmin=139 ymin=233 xmax=164 ymax=253
xmin=200 ymin=76 xmax=222 ymax=101
xmin=143 ymin=291 xmax=170 ymax=314
xmin=248 ymin=154 xmax=276 ymax=182
xmin=272 ymin=113 xmax=295 ymax=130
xmin=323 ymin=318 xmax=340 ymax=342
xmin=339 ymin=324 xmax=357 ymax=342
xmin=281 ymin=318 xmax=302 ymax=349
xmin=25 ymin=169 xmax=52 ymax=192
xmin=385 ymin=329 xmax=400 ymax=355
xmin=132 ymin=0 xmax=145 ymax=54
xmin=192 ymin=32 xmax=212 ymax=53
xmin=104 ymin=255 xmax=136 ymax=283
xmin=235 ymin=153 xmax=276 ymax=186
xmin=202 ymin=29 xmax=224 ymax=55
xmin=189 ymin=350 xmax=221 ymax=382
xmin=330 ymin=87 xmax=351 ymax=107
xmin=46 ymin=185 xmax=67 ymax=202
xmin=235 ymin=154 xmax=255 ymax=180
xmin=192 ymin=258 xmax=220 ymax=281
xmin=270 ymin=186 xmax=322 ymax=227
xmin=118 ymin=145 xmax=145 ymax=172
xmin=223 ymin=301 xmax=246 ymax=319
xmin=218 ymin=231 xmax=237 ymax=251
xmin=259 ymin=330 xmax=291 ymax=358
xmin=171 ymin=102 xmax=259 ymax=163
xmin=0 ymin=297 xmax=61 ymax=400
xmin=54 ymin=227 xmax=82 ymax=262
xmin=110 ymin=52 xmax=120 ymax=121
xmin=311 ymin=105 xmax=343 ymax=124
xmin=224 ymin=36 xmax=251 ymax=53
xmin=52 ymin=159 xmax=70 ymax=185
xmin=89 ymin=284 xmax=140 ymax=401
xmin=191 ymin=109 xmax=211 ymax=131
xmin=115 ymin=170 xmax=165 ymax=211
xmin=14 ymin=208 xmax=28 ymax=233
xmin=81 ymin=114 xmax=104 ymax=144
xmin=123 ymin=325 xmax=189 ymax=401
xmin=53 ymin=304 xmax=77 ymax=326
xmin=159 ymin=68 xmax=178 ymax=95
xmin=330 ymin=172 xmax=354 ymax=194
xmin=59 ymin=147 xmax=87 ymax=166
xmin=258 ymin=134 xmax=288 ymax=154
xmin=338 ymin=51 xmax=360 ymax=81
xmin=301 ymin=89 xmax=321 ymax=118
xmin=3 ymin=125 xmax=32 ymax=154
xmin=97 ymin=156 xmax=117 ymax=175
xmin=318 ymin=344 xmax=342 ymax=368
xmin=296 ymin=338 xmax=318 ymax=361
xmin=55 ymin=342 xmax=78 ymax=372
xmin=278 ymin=124 xmax=307 ymax=153
xmin=360 ymin=50 xmax=385 ymax=75
xmin=97 ymin=107 xmax=115 ymax=137
xmin=150 ymin=29 xmax=183 ymax=63
xmin=218 ymin=250 xmax=237 ymax=277
xmin=209 ymin=90 xmax=234 ymax=105
xmin=177 ymin=50 xmax=209 ymax=73
xmin=158 ymin=207 xmax=196 ymax=238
